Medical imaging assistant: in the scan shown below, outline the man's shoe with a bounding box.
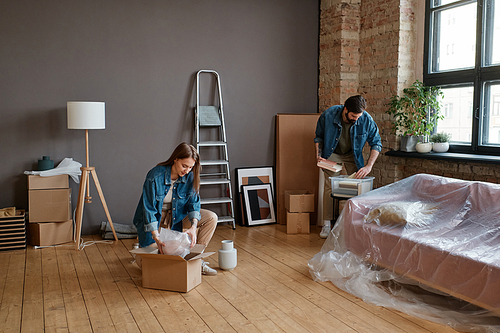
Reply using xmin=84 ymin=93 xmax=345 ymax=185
xmin=320 ymin=224 xmax=331 ymax=239
xmin=201 ymin=260 xmax=217 ymax=275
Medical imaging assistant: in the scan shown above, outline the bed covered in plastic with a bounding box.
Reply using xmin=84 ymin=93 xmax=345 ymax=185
xmin=309 ymin=173 xmax=500 ymax=332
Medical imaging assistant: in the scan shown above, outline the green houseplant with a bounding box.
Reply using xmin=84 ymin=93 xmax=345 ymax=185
xmin=430 ymin=132 xmax=451 ymax=153
xmin=386 ymin=80 xmax=444 ymax=152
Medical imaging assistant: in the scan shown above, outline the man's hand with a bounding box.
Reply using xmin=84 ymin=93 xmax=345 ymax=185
xmin=355 ymin=165 xmax=372 ymax=179
xmin=185 ymin=225 xmax=197 ymax=248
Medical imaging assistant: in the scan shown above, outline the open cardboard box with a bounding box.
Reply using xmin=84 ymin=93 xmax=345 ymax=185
xmin=130 ymin=244 xmax=215 ymax=292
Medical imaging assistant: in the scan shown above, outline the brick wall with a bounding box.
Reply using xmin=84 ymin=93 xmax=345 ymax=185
xmin=319 ymin=0 xmax=500 ymax=187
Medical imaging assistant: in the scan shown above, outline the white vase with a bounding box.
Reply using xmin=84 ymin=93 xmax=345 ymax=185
xmin=415 ymin=142 xmax=432 ymax=153
xmin=432 ymin=142 xmax=449 ymax=153
xmin=218 ymin=240 xmax=237 ymax=270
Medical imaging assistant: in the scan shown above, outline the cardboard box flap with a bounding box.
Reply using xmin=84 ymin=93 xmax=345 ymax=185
xmin=130 ymin=243 xmax=214 ymax=262
xmin=184 ymin=251 xmax=215 ymax=261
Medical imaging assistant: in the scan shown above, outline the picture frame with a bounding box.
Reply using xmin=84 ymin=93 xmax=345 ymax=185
xmin=235 ymin=167 xmax=275 ymax=226
xmin=241 ymin=183 xmax=276 ymax=226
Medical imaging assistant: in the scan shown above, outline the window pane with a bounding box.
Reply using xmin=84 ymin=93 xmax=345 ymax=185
xmin=433 ymin=0 xmax=461 ymax=7
xmin=431 ymin=3 xmax=477 ymax=72
xmin=436 ymin=86 xmax=474 ymax=144
xmin=485 ymin=0 xmax=500 ymax=66
xmin=482 ymin=83 xmax=500 ymax=145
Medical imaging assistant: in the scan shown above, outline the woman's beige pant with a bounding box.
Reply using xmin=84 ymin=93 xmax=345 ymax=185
xmin=159 ymin=208 xmax=218 ymax=246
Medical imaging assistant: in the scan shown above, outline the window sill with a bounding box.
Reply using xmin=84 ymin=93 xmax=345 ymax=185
xmin=385 ymin=150 xmax=500 ymax=165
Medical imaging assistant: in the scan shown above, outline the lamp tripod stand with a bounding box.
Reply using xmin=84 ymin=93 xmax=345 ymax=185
xmin=74 ymin=129 xmax=118 ymax=250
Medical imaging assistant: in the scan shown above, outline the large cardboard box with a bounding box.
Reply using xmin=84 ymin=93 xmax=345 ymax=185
xmin=28 ymin=189 xmax=71 ymax=222
xmin=130 ymin=244 xmax=215 ymax=292
xmin=285 ymin=190 xmax=315 ymax=213
xmin=276 ymin=114 xmax=320 ymax=224
xmin=27 ymin=175 xmax=69 ymax=190
xmin=27 ymin=219 xmax=73 ymax=246
xmin=286 ymin=211 xmax=310 ymax=234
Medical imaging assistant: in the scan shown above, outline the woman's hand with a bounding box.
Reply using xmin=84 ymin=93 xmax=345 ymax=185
xmin=151 ymin=230 xmax=165 ymax=254
xmin=185 ymin=223 xmax=198 ymax=248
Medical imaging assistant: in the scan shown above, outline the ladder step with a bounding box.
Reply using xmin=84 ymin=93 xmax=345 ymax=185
xmin=217 ymin=216 xmax=235 ymax=223
xmin=200 ymin=172 xmax=227 ymax=177
xmin=198 ymin=141 xmax=226 ymax=147
xmin=200 ymin=160 xmax=228 ymax=166
xmin=200 ymin=178 xmax=231 ymax=185
xmin=201 ymin=197 xmax=233 ymax=205
xmin=198 ymin=106 xmax=222 ymax=126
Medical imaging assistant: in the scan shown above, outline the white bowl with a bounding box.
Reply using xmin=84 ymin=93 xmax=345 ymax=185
xmin=415 ymin=142 xmax=432 ymax=153
xmin=432 ymin=142 xmax=449 ymax=153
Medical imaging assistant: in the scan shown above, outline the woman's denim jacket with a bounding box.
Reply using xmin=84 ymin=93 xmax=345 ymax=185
xmin=314 ymin=105 xmax=382 ymax=170
xmin=133 ymin=164 xmax=201 ymax=247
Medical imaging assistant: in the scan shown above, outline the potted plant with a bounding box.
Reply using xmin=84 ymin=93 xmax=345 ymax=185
xmin=386 ymin=80 xmax=444 ymax=152
xmin=430 ymin=132 xmax=451 ymax=153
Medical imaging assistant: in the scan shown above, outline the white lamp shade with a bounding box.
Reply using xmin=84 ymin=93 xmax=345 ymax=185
xmin=67 ymin=101 xmax=105 ymax=129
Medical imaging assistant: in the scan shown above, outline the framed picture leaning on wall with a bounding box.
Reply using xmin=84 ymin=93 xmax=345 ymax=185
xmin=241 ymin=183 xmax=276 ymax=226
xmin=235 ymin=167 xmax=275 ymax=226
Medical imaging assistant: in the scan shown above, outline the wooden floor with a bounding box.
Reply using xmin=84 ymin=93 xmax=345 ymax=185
xmin=0 ymin=224 xmax=461 ymax=333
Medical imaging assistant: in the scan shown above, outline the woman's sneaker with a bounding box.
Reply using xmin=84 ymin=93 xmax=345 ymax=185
xmin=201 ymin=260 xmax=217 ymax=275
xmin=320 ymin=224 xmax=331 ymax=238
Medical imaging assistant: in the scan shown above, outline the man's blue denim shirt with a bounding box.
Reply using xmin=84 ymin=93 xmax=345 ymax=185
xmin=314 ymin=105 xmax=382 ymax=170
xmin=133 ymin=164 xmax=201 ymax=247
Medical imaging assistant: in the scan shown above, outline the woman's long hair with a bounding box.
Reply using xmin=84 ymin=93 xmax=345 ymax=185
xmin=157 ymin=142 xmax=201 ymax=192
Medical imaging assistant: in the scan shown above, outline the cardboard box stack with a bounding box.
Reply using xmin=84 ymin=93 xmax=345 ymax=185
xmin=0 ymin=209 xmax=26 ymax=251
xmin=285 ymin=190 xmax=314 ymax=234
xmin=27 ymin=175 xmax=73 ymax=246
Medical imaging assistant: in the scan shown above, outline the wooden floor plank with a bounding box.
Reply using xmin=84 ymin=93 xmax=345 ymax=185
xmin=195 ymin=281 xmax=261 ymax=333
xmin=21 ymin=246 xmax=44 ymax=333
xmin=214 ymin=226 xmax=435 ymax=333
xmin=0 ymin=250 xmax=26 ymax=333
xmin=97 ymin=238 xmax=167 ymax=332
xmin=56 ymin=246 xmax=93 ymax=333
xmin=42 ymin=247 xmax=70 ymax=333
xmin=182 ymin=288 xmax=236 ymax=332
xmin=84 ymin=237 xmax=140 ymax=332
xmin=212 ymin=231 xmax=386 ymax=333
xmin=71 ymin=238 xmax=117 ymax=332
xmin=5 ymin=223 xmax=467 ymax=333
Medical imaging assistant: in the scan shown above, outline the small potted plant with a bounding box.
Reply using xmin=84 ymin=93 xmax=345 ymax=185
xmin=430 ymin=132 xmax=451 ymax=153
xmin=386 ymin=80 xmax=444 ymax=152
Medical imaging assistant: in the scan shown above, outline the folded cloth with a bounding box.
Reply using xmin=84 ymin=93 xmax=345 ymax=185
xmin=100 ymin=221 xmax=137 ymax=239
xmin=24 ymin=158 xmax=82 ymax=183
xmin=0 ymin=207 xmax=16 ymax=217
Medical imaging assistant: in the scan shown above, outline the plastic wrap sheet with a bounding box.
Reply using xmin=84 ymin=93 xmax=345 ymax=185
xmin=309 ymin=174 xmax=500 ymax=332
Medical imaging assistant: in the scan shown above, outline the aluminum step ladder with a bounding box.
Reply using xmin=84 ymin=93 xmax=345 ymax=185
xmin=195 ymin=70 xmax=235 ymax=229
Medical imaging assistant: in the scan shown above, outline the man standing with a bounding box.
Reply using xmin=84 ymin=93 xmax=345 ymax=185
xmin=314 ymin=95 xmax=382 ymax=238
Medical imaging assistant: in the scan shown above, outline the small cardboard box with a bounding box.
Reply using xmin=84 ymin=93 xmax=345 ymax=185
xmin=27 ymin=175 xmax=69 ymax=190
xmin=28 ymin=188 xmax=71 ymax=222
xmin=130 ymin=244 xmax=215 ymax=292
xmin=27 ymin=219 xmax=74 ymax=246
xmin=285 ymin=190 xmax=315 ymax=213
xmin=286 ymin=211 xmax=310 ymax=234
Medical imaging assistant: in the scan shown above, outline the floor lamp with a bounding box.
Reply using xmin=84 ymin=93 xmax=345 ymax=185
xmin=67 ymin=101 xmax=118 ymax=250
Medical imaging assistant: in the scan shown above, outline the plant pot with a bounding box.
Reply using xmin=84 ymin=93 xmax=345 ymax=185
xmin=432 ymin=142 xmax=449 ymax=153
xmin=415 ymin=142 xmax=432 ymax=153
xmin=400 ymin=135 xmax=424 ymax=152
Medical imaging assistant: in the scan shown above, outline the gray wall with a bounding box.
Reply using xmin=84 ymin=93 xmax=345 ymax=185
xmin=0 ymin=0 xmax=319 ymax=234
